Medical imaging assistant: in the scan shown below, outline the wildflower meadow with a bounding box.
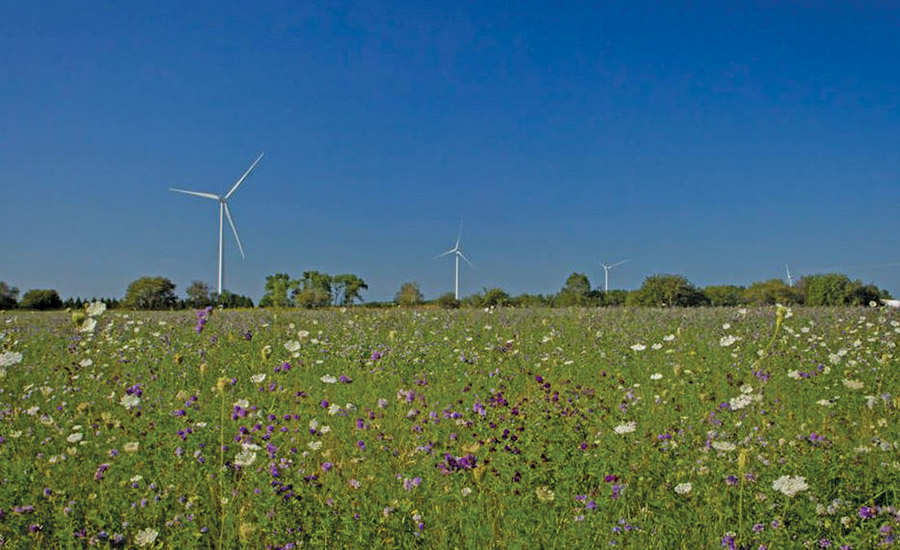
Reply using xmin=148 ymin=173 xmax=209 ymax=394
xmin=1 ymin=304 xmax=899 ymax=549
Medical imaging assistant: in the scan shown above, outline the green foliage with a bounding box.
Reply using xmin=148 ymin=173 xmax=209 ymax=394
xmin=509 ymin=293 xmax=552 ymax=307
xmin=630 ymin=274 xmax=707 ymax=307
xmin=0 ymin=281 xmax=19 ymax=309
xmin=18 ymin=288 xmax=62 ymax=310
xmin=214 ymin=290 xmax=254 ymax=308
xmin=600 ymin=289 xmax=629 ymax=306
xmin=555 ymin=272 xmax=593 ymax=306
xmin=122 ymin=276 xmax=178 ymax=310
xmin=466 ymin=287 xmax=511 ymax=308
xmin=744 ymin=279 xmax=800 ymax=306
xmin=395 ymin=282 xmax=424 ymax=307
xmin=800 ymin=273 xmax=853 ymax=306
xmin=259 ymin=273 xmax=300 ymax=308
xmin=703 ymin=285 xmax=748 ymax=307
xmin=185 ymin=280 xmax=213 ymax=309
xmin=435 ymin=292 xmax=460 ymax=309
xmin=293 ymin=286 xmax=331 ymax=309
xmin=332 ymin=274 xmax=368 ymax=306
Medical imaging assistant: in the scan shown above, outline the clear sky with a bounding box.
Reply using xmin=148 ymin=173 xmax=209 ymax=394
xmin=2 ymin=1 xmax=899 ymax=303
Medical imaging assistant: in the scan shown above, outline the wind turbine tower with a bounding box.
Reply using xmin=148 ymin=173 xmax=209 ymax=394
xmin=170 ymin=153 xmax=264 ymax=296
xmin=435 ymin=223 xmax=473 ymax=300
xmin=785 ymin=264 xmax=794 ymax=287
xmin=599 ymin=259 xmax=630 ymax=292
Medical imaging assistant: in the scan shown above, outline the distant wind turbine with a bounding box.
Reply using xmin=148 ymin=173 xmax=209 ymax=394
xmin=170 ymin=153 xmax=264 ymax=296
xmin=435 ymin=222 xmax=473 ymax=300
xmin=599 ymin=259 xmax=629 ymax=292
xmin=883 ymin=299 xmax=900 ymax=309
xmin=785 ymin=264 xmax=794 ymax=287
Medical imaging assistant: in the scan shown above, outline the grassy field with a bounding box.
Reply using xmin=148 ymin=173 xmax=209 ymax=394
xmin=1 ymin=305 xmax=898 ymax=549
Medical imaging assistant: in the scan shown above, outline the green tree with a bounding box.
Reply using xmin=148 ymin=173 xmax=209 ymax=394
xmin=744 ymin=279 xmax=800 ymax=305
xmin=214 ymin=290 xmax=254 ymax=308
xmin=333 ymin=274 xmax=368 ymax=306
xmin=123 ymin=277 xmax=178 ymax=310
xmin=703 ymin=285 xmax=748 ymax=307
xmin=19 ymin=289 xmax=63 ymax=310
xmin=297 ymin=271 xmax=333 ymax=306
xmin=799 ymin=273 xmax=852 ymax=306
xmin=0 ymin=282 xmax=19 ymax=309
xmin=259 ymin=273 xmax=299 ymax=308
xmin=481 ymin=287 xmax=511 ymax=307
xmin=395 ymin=282 xmax=424 ymax=307
xmin=556 ymin=272 xmax=592 ymax=306
xmin=436 ymin=292 xmax=460 ymax=309
xmin=845 ymin=281 xmax=890 ymax=306
xmin=599 ymin=289 xmax=629 ymax=306
xmin=185 ymin=281 xmax=213 ymax=309
xmin=293 ymin=287 xmax=331 ymax=309
xmin=630 ymin=274 xmax=707 ymax=307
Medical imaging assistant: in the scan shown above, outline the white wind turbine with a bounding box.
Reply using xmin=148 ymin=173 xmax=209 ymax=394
xmin=170 ymin=153 xmax=264 ymax=296
xmin=435 ymin=223 xmax=473 ymax=300
xmin=599 ymin=259 xmax=629 ymax=292
xmin=785 ymin=264 xmax=794 ymax=287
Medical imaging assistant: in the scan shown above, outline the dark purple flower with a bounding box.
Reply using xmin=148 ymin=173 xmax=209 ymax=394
xmin=321 ymin=462 xmax=333 ymax=472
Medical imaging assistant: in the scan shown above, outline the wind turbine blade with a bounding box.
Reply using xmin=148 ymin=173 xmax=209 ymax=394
xmin=170 ymin=188 xmax=220 ymax=200
xmin=458 ymin=250 xmax=474 ymax=268
xmin=454 ymin=219 xmax=464 ymax=249
xmin=224 ymin=153 xmax=264 ymax=200
xmin=434 ymin=249 xmax=455 ymax=259
xmin=223 ymin=203 xmax=245 ymax=259
xmin=610 ymin=259 xmax=630 ymax=269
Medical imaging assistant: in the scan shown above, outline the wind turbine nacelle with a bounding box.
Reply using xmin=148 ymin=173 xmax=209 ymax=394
xmin=883 ymin=299 xmax=900 ymax=309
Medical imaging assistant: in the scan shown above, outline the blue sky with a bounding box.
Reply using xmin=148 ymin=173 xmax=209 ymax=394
xmin=2 ymin=1 xmax=899 ymax=302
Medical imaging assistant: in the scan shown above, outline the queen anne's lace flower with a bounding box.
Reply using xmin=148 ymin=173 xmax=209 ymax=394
xmin=614 ymin=421 xmax=637 ymax=434
xmin=772 ymin=475 xmax=808 ymax=497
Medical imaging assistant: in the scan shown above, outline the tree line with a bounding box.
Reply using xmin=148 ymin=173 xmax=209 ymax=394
xmin=0 ymin=271 xmax=891 ymax=311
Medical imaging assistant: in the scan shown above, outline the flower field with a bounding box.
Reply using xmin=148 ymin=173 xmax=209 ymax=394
xmin=1 ymin=305 xmax=899 ymax=549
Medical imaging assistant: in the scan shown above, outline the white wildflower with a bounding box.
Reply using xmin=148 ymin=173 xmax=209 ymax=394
xmin=787 ymin=370 xmax=801 ymax=380
xmin=120 ymin=394 xmax=141 ymax=409
xmin=650 ymin=373 xmax=663 ymax=380
xmin=0 ymin=351 xmax=22 ymax=368
xmin=250 ymin=373 xmax=266 ymax=384
xmin=674 ymin=482 xmax=692 ymax=496
xmin=66 ymin=432 xmax=84 ymax=443
xmin=79 ymin=358 xmax=93 ymax=368
xmin=86 ymin=301 xmax=107 ymax=317
xmin=651 ymin=343 xmax=663 ymax=350
xmin=772 ymin=475 xmax=808 ymax=497
xmin=297 ymin=330 xmax=310 ymax=340
xmin=134 ymin=528 xmax=159 ymax=547
xmin=308 ymin=440 xmax=322 ymax=451
xmin=320 ymin=374 xmax=337 ymax=384
xmin=233 ymin=448 xmax=257 ymax=467
xmin=719 ymin=335 xmax=739 ymax=347
xmin=614 ymin=421 xmax=637 ymax=434
xmin=461 ymin=487 xmax=473 ymax=497
xmin=284 ymin=340 xmax=301 ymax=353
xmin=327 ymin=403 xmax=342 ymax=415
xmin=663 ymin=334 xmax=676 ymax=341
xmin=722 ymin=323 xmax=731 ymax=330
xmin=729 ymin=393 xmax=760 ymax=410
xmin=123 ymin=442 xmax=140 ymax=453
xmin=630 ymin=344 xmax=646 ymax=351
xmin=233 ymin=398 xmax=249 ymax=409
xmin=79 ymin=318 xmax=97 ymax=333
xmin=842 ymin=379 xmax=864 ymax=390
xmin=711 ymin=441 xmax=736 ymax=452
